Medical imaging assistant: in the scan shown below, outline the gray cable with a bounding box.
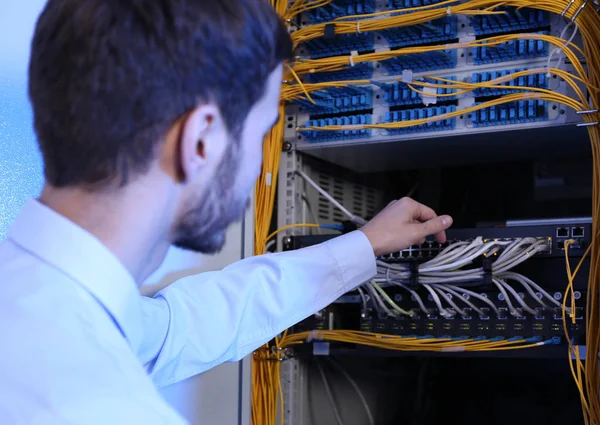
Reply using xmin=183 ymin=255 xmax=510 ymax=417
xmin=315 ymin=359 xmax=345 ymax=425
xmin=328 ymin=359 xmax=375 ymax=425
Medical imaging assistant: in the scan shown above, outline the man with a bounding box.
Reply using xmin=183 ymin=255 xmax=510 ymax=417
xmin=0 ymin=0 xmax=452 ymax=423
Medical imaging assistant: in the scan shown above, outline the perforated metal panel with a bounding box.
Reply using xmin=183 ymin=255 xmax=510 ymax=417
xmin=277 ymin=150 xmax=385 ymax=241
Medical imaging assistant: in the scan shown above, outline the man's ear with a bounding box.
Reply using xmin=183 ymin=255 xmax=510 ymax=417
xmin=178 ymin=104 xmax=229 ymax=183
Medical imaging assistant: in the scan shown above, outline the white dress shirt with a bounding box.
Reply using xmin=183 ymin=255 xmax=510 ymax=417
xmin=0 ymin=199 xmax=376 ymax=424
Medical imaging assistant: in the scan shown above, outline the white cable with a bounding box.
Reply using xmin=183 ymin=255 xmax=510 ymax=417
xmin=444 ymin=285 xmax=500 ymax=315
xmin=496 ymin=238 xmax=536 ymax=263
xmin=376 ymin=260 xmax=409 ymax=272
xmin=391 ymin=281 xmax=429 ymax=316
xmin=363 ymin=283 xmax=385 ymax=316
xmin=421 ymin=239 xmax=503 ymax=272
xmin=498 ymin=272 xmax=549 ymax=310
xmin=357 ymin=286 xmax=369 ymax=314
xmin=315 ymin=359 xmax=345 ymax=425
xmin=494 ymin=278 xmax=538 ymax=316
xmin=419 ymin=268 xmax=483 ymax=278
xmin=420 ymin=240 xmax=479 ymax=268
xmin=431 ymin=284 xmax=485 ymax=316
xmin=420 ymin=240 xmax=507 ymax=273
xmin=301 ymin=193 xmax=322 ymax=234
xmin=499 ymin=272 xmax=562 ymax=310
xmin=494 ymin=240 xmax=547 ymax=271
xmin=366 ymin=282 xmax=396 ymax=317
xmin=492 ymin=278 xmax=520 ymax=317
xmin=493 ymin=242 xmax=548 ymax=274
xmin=296 ymin=170 xmax=366 ymax=226
xmin=546 ymin=22 xmax=579 ymax=77
xmin=265 ymin=239 xmax=276 ymax=253
xmin=416 ymin=275 xmax=484 ymax=284
xmin=420 ymin=240 xmax=471 ymax=266
xmin=371 ymin=281 xmax=412 ymax=316
xmin=422 ymin=283 xmax=454 ymax=317
xmin=328 ymin=360 xmax=375 ymax=425
xmin=431 ymin=285 xmax=466 ymax=316
xmin=494 ymin=239 xmax=544 ymax=269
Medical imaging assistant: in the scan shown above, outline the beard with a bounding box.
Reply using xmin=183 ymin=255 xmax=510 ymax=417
xmin=172 ymin=136 xmax=249 ymax=254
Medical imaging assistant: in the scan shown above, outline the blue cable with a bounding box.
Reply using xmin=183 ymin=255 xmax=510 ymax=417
xmin=320 ymin=224 xmax=345 ymax=231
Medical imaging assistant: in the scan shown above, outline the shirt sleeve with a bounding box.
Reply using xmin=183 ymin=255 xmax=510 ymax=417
xmin=137 ymin=231 xmax=376 ymax=388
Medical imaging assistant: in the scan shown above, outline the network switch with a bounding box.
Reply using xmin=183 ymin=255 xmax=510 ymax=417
xmin=284 ymin=221 xmax=591 ymax=259
xmin=284 ymin=220 xmax=590 ymax=346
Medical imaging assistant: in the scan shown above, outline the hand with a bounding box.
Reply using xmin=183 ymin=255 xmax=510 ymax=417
xmin=360 ymin=198 xmax=453 ymax=257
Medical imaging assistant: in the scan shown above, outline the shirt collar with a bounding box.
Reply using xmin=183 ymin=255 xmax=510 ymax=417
xmin=8 ymin=199 xmax=144 ymax=349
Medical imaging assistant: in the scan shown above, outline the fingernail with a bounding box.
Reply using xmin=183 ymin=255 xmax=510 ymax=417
xmin=442 ymin=216 xmax=452 ymax=226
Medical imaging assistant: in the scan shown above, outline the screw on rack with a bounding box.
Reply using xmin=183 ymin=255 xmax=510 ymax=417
xmin=282 ymin=141 xmax=293 ymax=151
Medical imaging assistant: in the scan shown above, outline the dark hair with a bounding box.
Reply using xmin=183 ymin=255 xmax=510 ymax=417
xmin=29 ymin=0 xmax=293 ymax=188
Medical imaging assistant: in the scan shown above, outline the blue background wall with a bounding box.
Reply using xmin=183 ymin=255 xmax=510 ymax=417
xmin=0 ymin=0 xmax=45 ymax=240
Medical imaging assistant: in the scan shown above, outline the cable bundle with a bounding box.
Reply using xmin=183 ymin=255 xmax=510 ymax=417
xmin=370 ymin=237 xmax=562 ymax=319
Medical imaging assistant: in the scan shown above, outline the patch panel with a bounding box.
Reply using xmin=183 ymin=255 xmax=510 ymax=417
xmin=293 ymin=86 xmax=373 ymax=115
xmin=377 ymin=76 xmax=457 ymax=107
xmin=388 ymin=0 xmax=447 ymax=9
xmin=305 ymin=62 xmax=373 ymax=83
xmin=470 ymin=100 xmax=548 ymax=127
xmin=470 ymin=8 xmax=548 ymax=36
xmin=381 ymin=17 xmax=457 ymax=49
xmin=384 ymin=105 xmax=457 ymax=134
xmin=471 ymin=68 xmax=548 ymax=97
xmin=304 ymin=0 xmax=375 ymax=24
xmin=297 ymin=302 xmax=584 ymax=343
xmin=381 ymin=49 xmax=457 ymax=74
xmin=379 ymin=236 xmax=550 ymax=263
xmin=380 ymin=240 xmax=445 ymax=262
xmin=300 ymin=113 xmax=372 ymax=142
xmin=303 ymin=0 xmax=375 ymax=23
xmin=302 ymin=33 xmax=374 ymax=59
xmin=472 ymin=33 xmax=548 ymax=64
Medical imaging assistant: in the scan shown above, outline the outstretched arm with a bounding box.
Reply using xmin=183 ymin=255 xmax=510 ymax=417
xmin=137 ymin=198 xmax=452 ymax=388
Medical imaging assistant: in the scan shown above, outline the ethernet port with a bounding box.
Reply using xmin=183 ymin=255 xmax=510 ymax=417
xmin=556 ymin=227 xmax=569 ymax=238
xmin=572 ymin=227 xmax=585 ymax=238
